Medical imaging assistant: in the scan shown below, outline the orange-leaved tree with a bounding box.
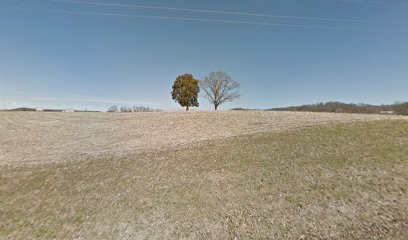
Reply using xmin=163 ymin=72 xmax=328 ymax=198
xmin=171 ymin=74 xmax=200 ymax=111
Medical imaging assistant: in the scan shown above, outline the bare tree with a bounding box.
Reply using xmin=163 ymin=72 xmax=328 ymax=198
xmin=200 ymin=71 xmax=240 ymax=110
xmin=120 ymin=106 xmax=132 ymax=112
xmin=131 ymin=106 xmax=161 ymax=112
xmin=107 ymin=105 xmax=119 ymax=112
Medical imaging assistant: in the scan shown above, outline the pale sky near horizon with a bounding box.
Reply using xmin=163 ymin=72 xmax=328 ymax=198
xmin=0 ymin=0 xmax=407 ymax=111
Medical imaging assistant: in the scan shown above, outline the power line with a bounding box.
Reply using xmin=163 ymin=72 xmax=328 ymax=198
xmin=41 ymin=8 xmax=348 ymax=29
xmin=45 ymin=0 xmax=367 ymax=23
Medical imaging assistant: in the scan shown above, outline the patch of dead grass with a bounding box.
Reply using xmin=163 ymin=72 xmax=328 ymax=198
xmin=1 ymin=120 xmax=408 ymax=239
xmin=1 ymin=111 xmax=407 ymax=166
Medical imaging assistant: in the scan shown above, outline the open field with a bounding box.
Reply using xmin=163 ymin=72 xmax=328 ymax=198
xmin=1 ymin=111 xmax=408 ymax=239
xmin=1 ymin=111 xmax=407 ymax=166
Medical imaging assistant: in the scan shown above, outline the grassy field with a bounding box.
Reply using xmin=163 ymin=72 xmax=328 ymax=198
xmin=1 ymin=113 xmax=408 ymax=239
xmin=1 ymin=111 xmax=406 ymax=166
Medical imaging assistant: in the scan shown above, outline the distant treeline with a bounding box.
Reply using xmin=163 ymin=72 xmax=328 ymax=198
xmin=5 ymin=107 xmax=39 ymax=111
xmin=4 ymin=108 xmax=100 ymax=112
xmin=5 ymin=107 xmax=61 ymax=112
xmin=268 ymin=101 xmax=408 ymax=115
xmin=107 ymin=105 xmax=163 ymax=113
xmin=230 ymin=108 xmax=257 ymax=111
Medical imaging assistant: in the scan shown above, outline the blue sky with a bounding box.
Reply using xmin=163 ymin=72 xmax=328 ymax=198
xmin=0 ymin=0 xmax=407 ymax=111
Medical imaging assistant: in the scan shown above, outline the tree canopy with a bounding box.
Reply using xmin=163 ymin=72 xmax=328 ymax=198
xmin=171 ymin=74 xmax=200 ymax=111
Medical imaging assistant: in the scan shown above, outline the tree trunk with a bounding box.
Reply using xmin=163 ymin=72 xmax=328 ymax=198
xmin=214 ymin=105 xmax=218 ymax=111
xmin=186 ymin=105 xmax=189 ymax=111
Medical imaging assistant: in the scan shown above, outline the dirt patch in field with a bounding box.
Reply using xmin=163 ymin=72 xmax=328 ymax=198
xmin=1 ymin=111 xmax=407 ymax=166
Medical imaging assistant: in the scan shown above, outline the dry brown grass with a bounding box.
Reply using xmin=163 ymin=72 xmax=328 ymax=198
xmin=1 ymin=111 xmax=406 ymax=166
xmin=1 ymin=111 xmax=408 ymax=239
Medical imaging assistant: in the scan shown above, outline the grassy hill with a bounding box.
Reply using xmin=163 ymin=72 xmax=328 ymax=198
xmin=1 ymin=112 xmax=407 ymax=239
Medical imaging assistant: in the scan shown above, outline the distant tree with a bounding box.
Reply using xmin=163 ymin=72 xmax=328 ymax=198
xmin=131 ymin=106 xmax=161 ymax=112
xmin=171 ymin=74 xmax=200 ymax=111
xmin=108 ymin=105 xmax=162 ymax=113
xmin=200 ymin=71 xmax=240 ymax=110
xmin=107 ymin=105 xmax=119 ymax=112
xmin=132 ymin=106 xmax=140 ymax=112
xmin=120 ymin=106 xmax=132 ymax=112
